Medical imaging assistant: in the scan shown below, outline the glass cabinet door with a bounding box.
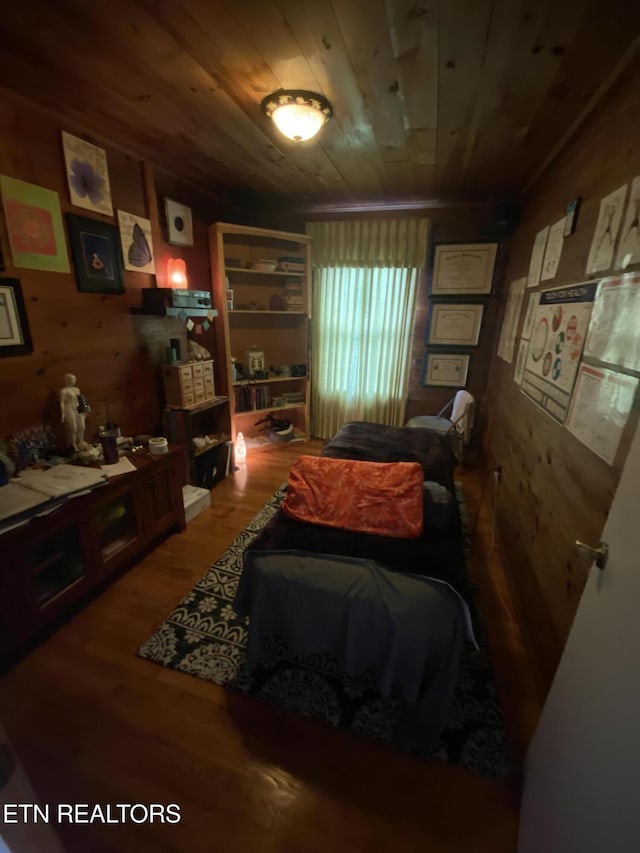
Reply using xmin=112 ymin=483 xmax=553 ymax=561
xmin=27 ymin=527 xmax=85 ymax=608
xmin=93 ymin=492 xmax=138 ymax=564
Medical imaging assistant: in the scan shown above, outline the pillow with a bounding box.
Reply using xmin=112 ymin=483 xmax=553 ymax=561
xmin=281 ymin=455 xmax=423 ymax=538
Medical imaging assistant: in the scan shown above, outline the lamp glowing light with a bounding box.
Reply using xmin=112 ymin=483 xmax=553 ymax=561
xmin=167 ymin=257 xmax=188 ymax=288
xmin=235 ymin=431 xmax=247 ymax=465
xmin=261 ymin=90 xmax=333 ymax=142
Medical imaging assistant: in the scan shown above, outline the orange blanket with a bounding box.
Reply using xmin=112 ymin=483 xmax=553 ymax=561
xmin=281 ymin=455 xmax=424 ymax=538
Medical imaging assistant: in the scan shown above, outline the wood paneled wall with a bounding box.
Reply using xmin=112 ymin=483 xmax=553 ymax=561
xmin=405 ymin=203 xmax=504 ymax=427
xmin=484 ymin=60 xmax=640 ymax=696
xmin=0 ymin=87 xmax=229 ymax=445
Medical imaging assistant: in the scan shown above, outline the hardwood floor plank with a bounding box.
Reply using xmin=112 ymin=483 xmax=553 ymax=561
xmin=0 ymin=440 xmax=529 ymax=852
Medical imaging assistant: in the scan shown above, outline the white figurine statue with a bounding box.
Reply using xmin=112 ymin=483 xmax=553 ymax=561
xmin=60 ymin=373 xmax=90 ymax=450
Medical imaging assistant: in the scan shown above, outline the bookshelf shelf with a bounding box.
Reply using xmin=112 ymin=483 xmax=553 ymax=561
xmin=228 ymin=310 xmax=306 ymax=316
xmin=225 ymin=267 xmax=304 ymax=277
xmin=234 ymin=403 xmax=306 ymax=418
xmin=232 ymin=376 xmax=303 ymax=386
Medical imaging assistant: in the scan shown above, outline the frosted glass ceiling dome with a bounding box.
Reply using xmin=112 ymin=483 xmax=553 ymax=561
xmin=262 ymin=90 xmax=333 ymax=142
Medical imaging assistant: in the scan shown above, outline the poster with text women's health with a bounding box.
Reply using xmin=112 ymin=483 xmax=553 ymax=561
xmin=521 ymin=281 xmax=597 ymax=423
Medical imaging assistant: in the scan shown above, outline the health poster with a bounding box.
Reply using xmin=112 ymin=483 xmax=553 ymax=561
xmin=521 ymin=281 xmax=597 ymax=422
xmin=521 ymin=293 xmax=539 ymax=340
xmin=566 ymin=364 xmax=638 ymax=465
xmin=514 ymin=339 xmax=529 ymax=386
xmin=497 ymin=277 xmax=526 ymax=363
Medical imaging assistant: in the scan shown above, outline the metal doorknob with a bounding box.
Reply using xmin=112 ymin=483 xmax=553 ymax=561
xmin=575 ymin=540 xmax=609 ymax=570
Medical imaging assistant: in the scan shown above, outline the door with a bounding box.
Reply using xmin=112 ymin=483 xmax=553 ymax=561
xmin=518 ymin=423 xmax=640 ymax=852
xmin=0 ymin=723 xmax=65 ymax=851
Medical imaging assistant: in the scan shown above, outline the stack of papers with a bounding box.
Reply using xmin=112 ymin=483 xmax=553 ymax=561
xmin=0 ymin=464 xmax=107 ymax=525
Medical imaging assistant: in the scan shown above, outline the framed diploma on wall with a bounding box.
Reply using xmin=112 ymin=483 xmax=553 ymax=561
xmin=430 ymin=242 xmax=497 ymax=296
xmin=426 ymin=303 xmax=484 ymax=347
xmin=422 ymin=351 xmax=470 ymax=387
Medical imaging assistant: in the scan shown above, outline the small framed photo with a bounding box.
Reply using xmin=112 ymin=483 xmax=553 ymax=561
xmin=244 ymin=347 xmax=265 ymax=376
xmin=564 ymin=197 xmax=581 ymax=237
xmin=426 ymin=302 xmax=484 ymax=347
xmin=66 ymin=214 xmax=125 ymax=294
xmin=165 ymin=198 xmax=194 ymax=247
xmin=430 ymin=242 xmax=497 ymax=296
xmin=422 ymin=351 xmax=470 ymax=387
xmin=0 ymin=278 xmax=33 ymax=357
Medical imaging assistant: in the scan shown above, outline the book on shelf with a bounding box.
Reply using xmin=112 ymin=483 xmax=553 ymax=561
xmin=282 ymin=391 xmax=305 ymax=404
xmin=277 ymin=260 xmax=305 ymax=272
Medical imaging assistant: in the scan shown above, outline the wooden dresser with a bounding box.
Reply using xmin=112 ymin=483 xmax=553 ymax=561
xmin=0 ymin=446 xmax=186 ymax=668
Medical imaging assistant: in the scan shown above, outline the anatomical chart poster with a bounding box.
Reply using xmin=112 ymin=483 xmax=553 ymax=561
xmin=586 ymin=184 xmax=627 ymax=275
xmin=527 ymin=226 xmax=549 ymax=288
xmin=615 ymin=176 xmax=640 ymax=269
xmin=540 ymin=217 xmax=565 ymax=281
xmin=566 ymin=364 xmax=638 ymax=465
xmin=521 ymin=281 xmax=597 ymax=422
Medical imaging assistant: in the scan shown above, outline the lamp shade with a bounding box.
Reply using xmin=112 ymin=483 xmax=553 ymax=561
xmin=262 ymin=90 xmax=332 ymax=142
xmin=167 ymin=257 xmax=187 ymax=288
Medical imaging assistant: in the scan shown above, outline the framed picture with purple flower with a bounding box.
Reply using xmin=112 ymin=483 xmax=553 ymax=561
xmin=62 ymin=131 xmax=113 ymax=217
xmin=66 ymin=214 xmax=124 ymax=294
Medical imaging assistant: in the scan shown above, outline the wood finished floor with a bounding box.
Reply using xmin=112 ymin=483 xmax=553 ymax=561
xmin=0 ymin=441 xmax=540 ymax=852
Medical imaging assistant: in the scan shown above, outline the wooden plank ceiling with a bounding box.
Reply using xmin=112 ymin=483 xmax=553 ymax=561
xmin=0 ymin=0 xmax=638 ymax=209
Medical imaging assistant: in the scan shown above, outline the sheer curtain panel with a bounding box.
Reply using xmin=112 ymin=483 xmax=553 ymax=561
xmin=306 ymin=219 xmax=428 ymax=439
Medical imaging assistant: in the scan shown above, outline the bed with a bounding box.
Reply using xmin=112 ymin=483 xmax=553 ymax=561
xmin=233 ymin=421 xmax=475 ymax=747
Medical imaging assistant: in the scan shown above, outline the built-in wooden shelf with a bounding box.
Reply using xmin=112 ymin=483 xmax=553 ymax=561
xmin=234 ymin=403 xmax=306 ymax=417
xmin=228 ymin=310 xmax=306 ymax=315
xmin=225 ymin=267 xmax=304 ymax=277
xmin=232 ymin=376 xmax=305 ymax=386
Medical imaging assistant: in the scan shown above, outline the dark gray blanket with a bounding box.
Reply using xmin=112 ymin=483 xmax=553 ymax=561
xmin=234 ymin=549 xmax=465 ymax=747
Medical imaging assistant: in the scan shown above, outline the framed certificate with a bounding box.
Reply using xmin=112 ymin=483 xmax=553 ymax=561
xmin=426 ymin=303 xmax=484 ymax=347
xmin=430 ymin=242 xmax=497 ymax=296
xmin=422 ymin=351 xmax=470 ymax=387
xmin=0 ymin=278 xmax=33 ymax=357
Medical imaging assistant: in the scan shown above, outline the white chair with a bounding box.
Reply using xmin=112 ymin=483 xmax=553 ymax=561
xmin=405 ymin=389 xmax=475 ymax=462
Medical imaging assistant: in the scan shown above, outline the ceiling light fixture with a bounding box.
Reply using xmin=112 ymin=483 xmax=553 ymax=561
xmin=261 ymin=90 xmax=333 ymax=142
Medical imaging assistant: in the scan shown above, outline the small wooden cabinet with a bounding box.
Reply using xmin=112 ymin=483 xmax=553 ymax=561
xmin=161 ymin=359 xmax=216 ymax=409
xmin=0 ymin=447 xmax=186 ymax=667
xmin=163 ymin=398 xmax=231 ymax=488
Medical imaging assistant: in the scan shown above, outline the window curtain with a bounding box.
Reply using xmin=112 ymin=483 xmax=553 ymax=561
xmin=306 ymin=219 xmax=429 ymax=439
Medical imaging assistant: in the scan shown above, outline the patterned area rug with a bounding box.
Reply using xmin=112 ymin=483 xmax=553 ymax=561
xmin=139 ymin=485 xmax=510 ymax=778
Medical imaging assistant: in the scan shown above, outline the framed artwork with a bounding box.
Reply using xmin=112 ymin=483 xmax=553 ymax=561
xmin=422 ymin=351 xmax=470 ymax=387
xmin=165 ymin=198 xmax=194 ymax=246
xmin=0 ymin=175 xmax=69 ymax=273
xmin=430 ymin=242 xmax=497 ymax=296
xmin=426 ymin=303 xmax=484 ymax=347
xmin=0 ymin=278 xmax=33 ymax=357
xmin=66 ymin=214 xmax=124 ymax=294
xmin=117 ymin=210 xmax=155 ymax=274
xmin=62 ymin=131 xmax=113 ymax=217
